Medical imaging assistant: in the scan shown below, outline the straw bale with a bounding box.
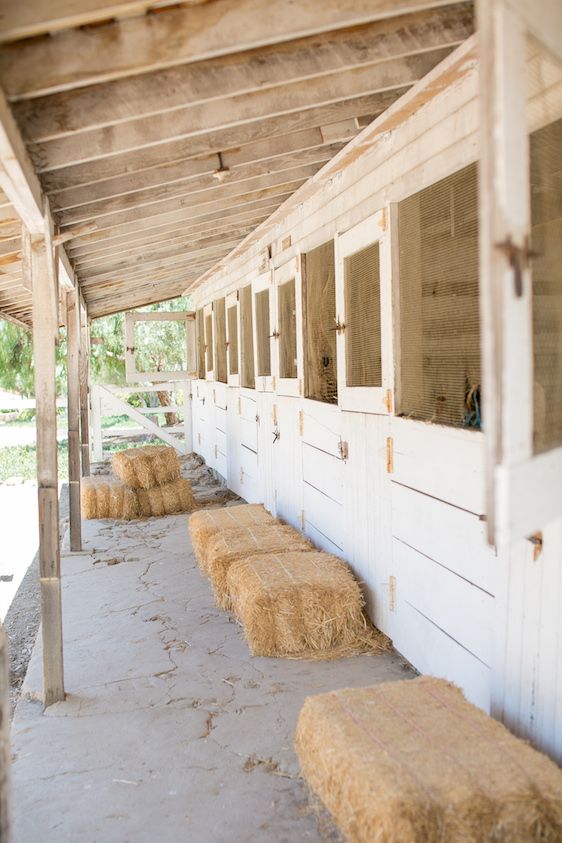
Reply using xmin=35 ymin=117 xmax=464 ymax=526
xmin=295 ymin=676 xmax=562 ymax=843
xmin=227 ymin=551 xmax=387 ymax=658
xmin=137 ymin=478 xmax=195 ymax=518
xmin=188 ymin=504 xmax=275 ymax=567
xmin=112 ymin=445 xmax=181 ymax=489
xmin=205 ymin=525 xmax=314 ymax=609
xmin=80 ymin=478 xmax=139 ymax=520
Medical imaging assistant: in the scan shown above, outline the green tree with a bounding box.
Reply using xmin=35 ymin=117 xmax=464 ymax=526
xmin=0 ymin=320 xmax=67 ymax=398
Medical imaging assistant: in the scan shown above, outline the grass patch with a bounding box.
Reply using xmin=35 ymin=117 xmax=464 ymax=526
xmin=0 ymin=439 xmax=150 ymax=482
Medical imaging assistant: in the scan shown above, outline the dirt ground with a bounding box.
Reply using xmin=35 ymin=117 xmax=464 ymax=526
xmin=5 ymin=450 xmax=238 ymax=716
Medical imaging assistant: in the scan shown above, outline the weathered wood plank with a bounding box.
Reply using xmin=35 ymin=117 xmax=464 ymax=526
xmin=0 ymin=0 xmax=471 ymax=99
xmin=14 ymin=6 xmax=473 ymax=139
xmin=23 ymin=223 xmax=65 ymax=707
xmin=66 ymin=287 xmax=81 ymax=551
xmin=33 ymin=90 xmax=399 ymax=174
xmin=78 ymin=294 xmax=90 ymax=476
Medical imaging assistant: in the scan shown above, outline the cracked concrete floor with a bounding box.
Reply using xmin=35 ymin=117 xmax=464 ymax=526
xmin=11 ymin=510 xmax=414 ymax=842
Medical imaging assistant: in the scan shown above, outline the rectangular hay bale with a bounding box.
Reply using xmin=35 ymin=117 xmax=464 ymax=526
xmin=81 ymin=477 xmax=139 ymax=520
xmin=205 ymin=524 xmax=314 ymax=609
xmin=226 ymin=550 xmax=387 ymax=658
xmin=188 ymin=504 xmax=275 ymax=566
xmin=295 ymin=676 xmax=562 ymax=843
xmin=112 ymin=445 xmax=181 ymax=489
xmin=137 ymin=478 xmax=195 ymax=518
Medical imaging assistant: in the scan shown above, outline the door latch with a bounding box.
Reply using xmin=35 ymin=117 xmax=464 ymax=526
xmin=273 ymin=427 xmax=280 ymax=444
xmin=495 ymin=235 xmax=539 ymax=297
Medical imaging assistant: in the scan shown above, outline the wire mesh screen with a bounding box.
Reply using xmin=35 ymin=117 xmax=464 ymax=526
xmin=205 ymin=313 xmax=213 ymax=374
xmin=302 ymin=241 xmax=338 ymax=404
xmin=196 ymin=309 xmax=205 ymax=378
xmin=255 ymin=289 xmax=271 ymax=376
xmin=345 ymin=242 xmax=382 ymax=387
xmin=227 ymin=304 xmax=239 ymax=376
xmin=529 ymin=50 xmax=562 ymax=453
xmin=240 ymin=284 xmax=255 ymax=389
xmin=214 ymin=297 xmax=227 ymax=384
xmin=397 ymin=163 xmax=480 ymax=428
xmin=279 ymin=278 xmax=297 ymax=379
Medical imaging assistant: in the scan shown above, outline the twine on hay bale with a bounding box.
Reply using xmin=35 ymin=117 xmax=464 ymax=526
xmin=188 ymin=504 xmax=275 ymax=567
xmin=205 ymin=524 xmax=314 ymax=610
xmin=112 ymin=445 xmax=181 ymax=489
xmin=226 ymin=550 xmax=388 ymax=659
xmin=81 ymin=477 xmax=139 ymax=520
xmin=295 ymin=676 xmax=562 ymax=843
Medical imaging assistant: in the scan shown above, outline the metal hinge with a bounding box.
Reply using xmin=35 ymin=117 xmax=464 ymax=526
xmin=298 ymin=410 xmax=304 ymax=436
xmin=527 ymin=531 xmax=543 ymax=561
xmin=388 ymin=575 xmax=397 ymax=612
xmin=214 ymin=444 xmax=218 ymax=459
xmin=300 ymin=510 xmax=305 ymax=530
xmin=338 ymin=439 xmax=349 ymax=461
xmin=237 ymin=397 xmax=241 ymax=415
xmin=386 ymin=437 xmax=394 ymax=473
xmin=240 ymin=467 xmax=244 ymax=484
xmin=495 ymin=235 xmax=539 ymax=297
xmin=384 ymin=389 xmax=393 ymax=414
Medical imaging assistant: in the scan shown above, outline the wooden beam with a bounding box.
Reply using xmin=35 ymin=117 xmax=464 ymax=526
xmin=14 ymin=5 xmax=473 ymax=139
xmin=28 ymin=85 xmax=398 ymax=175
xmin=23 ymin=223 xmax=65 ymax=707
xmin=74 ymin=224 xmax=259 ymax=273
xmin=0 ymin=0 xmax=213 ymax=43
xmin=0 ymin=308 xmax=30 ymax=329
xmin=50 ymin=134 xmax=346 ymax=209
xmin=55 ymin=147 xmax=337 ymax=228
xmin=0 ymin=87 xmax=44 ymax=233
xmin=0 ymin=0 xmax=471 ymax=99
xmin=78 ymin=293 xmax=90 ymax=476
xmin=69 ymin=210 xmax=272 ymax=262
xmin=65 ymin=286 xmax=81 ymax=550
xmin=58 ymin=167 xmax=320 ymax=229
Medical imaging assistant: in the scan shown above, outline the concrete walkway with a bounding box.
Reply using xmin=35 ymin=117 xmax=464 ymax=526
xmin=11 ymin=510 xmax=413 ymax=842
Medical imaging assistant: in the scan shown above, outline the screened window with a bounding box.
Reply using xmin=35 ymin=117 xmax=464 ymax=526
xmin=227 ymin=304 xmax=239 ymax=376
xmin=531 ymin=117 xmax=562 ymax=454
xmin=302 ymin=240 xmax=337 ymax=404
xmin=345 ymin=242 xmax=382 ymax=387
xmin=205 ymin=313 xmax=213 ymax=373
xmin=196 ymin=309 xmax=205 ymax=378
xmin=255 ymin=289 xmax=271 ymax=376
xmin=278 ymin=279 xmax=297 ymax=379
xmin=240 ymin=284 xmax=255 ymax=389
xmin=397 ymin=163 xmax=480 ymax=428
xmin=214 ymin=297 xmax=227 ymax=384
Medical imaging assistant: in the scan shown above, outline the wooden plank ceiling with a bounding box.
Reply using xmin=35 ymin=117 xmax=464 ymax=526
xmin=0 ymin=0 xmax=474 ymax=322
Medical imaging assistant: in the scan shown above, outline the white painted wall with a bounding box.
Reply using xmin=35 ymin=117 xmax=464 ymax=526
xmin=188 ymin=41 xmax=562 ymax=763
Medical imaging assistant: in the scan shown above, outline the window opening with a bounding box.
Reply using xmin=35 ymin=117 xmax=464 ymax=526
xmin=345 ymin=242 xmax=382 ymax=387
xmin=531 ymin=116 xmax=562 ymax=453
xmin=196 ymin=309 xmax=205 ymax=378
xmin=240 ymin=284 xmax=255 ymax=389
xmin=205 ymin=312 xmax=213 ymax=374
xmin=278 ymin=279 xmax=297 ymax=379
xmin=227 ymin=304 xmax=239 ymax=376
xmin=214 ymin=297 xmax=227 ymax=384
xmin=397 ymin=163 xmax=480 ymax=428
xmin=302 ymin=240 xmax=338 ymax=404
xmin=255 ymin=289 xmax=271 ymax=376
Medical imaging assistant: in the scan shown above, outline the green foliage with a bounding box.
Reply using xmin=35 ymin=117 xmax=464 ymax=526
xmin=0 ymin=320 xmax=68 ymax=398
xmin=89 ymin=295 xmax=191 ymax=384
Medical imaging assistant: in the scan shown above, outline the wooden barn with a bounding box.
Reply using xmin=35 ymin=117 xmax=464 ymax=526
xmin=0 ymin=0 xmax=561 ymax=840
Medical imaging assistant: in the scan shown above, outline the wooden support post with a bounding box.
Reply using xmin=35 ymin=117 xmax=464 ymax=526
xmin=22 ymin=225 xmax=65 ymax=707
xmin=66 ymin=287 xmax=82 ymax=552
xmin=0 ymin=623 xmax=11 ymax=843
xmin=78 ymin=294 xmax=90 ymax=476
xmin=183 ymin=380 xmax=193 ymax=454
xmin=91 ymin=384 xmax=103 ymax=462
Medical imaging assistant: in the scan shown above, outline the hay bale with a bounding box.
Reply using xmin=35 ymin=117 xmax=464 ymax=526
xmin=188 ymin=504 xmax=275 ymax=567
xmin=226 ymin=550 xmax=387 ymax=658
xmin=112 ymin=445 xmax=181 ymax=489
xmin=295 ymin=676 xmax=562 ymax=843
xmin=80 ymin=478 xmax=139 ymax=520
xmin=137 ymin=478 xmax=195 ymax=518
xmin=205 ymin=525 xmax=314 ymax=609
